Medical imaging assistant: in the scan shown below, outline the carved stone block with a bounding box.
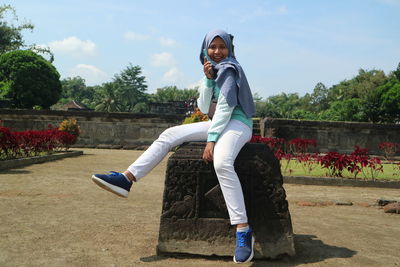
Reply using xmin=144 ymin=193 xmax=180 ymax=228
xmin=157 ymin=142 xmax=295 ymax=259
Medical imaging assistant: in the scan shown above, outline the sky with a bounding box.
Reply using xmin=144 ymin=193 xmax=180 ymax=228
xmin=5 ymin=0 xmax=400 ymax=98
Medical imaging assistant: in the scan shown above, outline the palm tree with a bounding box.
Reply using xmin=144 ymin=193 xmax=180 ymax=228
xmin=94 ymin=82 xmax=123 ymax=112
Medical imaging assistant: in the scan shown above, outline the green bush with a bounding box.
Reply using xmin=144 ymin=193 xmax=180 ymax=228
xmin=0 ymin=50 xmax=62 ymax=108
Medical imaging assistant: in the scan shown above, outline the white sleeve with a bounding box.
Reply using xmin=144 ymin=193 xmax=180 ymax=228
xmin=197 ymin=76 xmax=215 ymax=114
xmin=207 ymin=93 xmax=235 ymax=142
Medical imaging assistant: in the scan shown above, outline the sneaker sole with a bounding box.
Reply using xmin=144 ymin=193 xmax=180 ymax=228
xmin=233 ymin=234 xmax=255 ymax=264
xmin=91 ymin=175 xmax=129 ymax=198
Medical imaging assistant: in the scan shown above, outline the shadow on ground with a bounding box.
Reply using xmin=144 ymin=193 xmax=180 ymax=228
xmin=0 ymin=169 xmax=31 ymax=175
xmin=140 ymin=234 xmax=357 ymax=266
xmin=251 ymin=234 xmax=357 ymax=266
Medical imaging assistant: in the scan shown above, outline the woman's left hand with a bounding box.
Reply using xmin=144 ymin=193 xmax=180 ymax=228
xmin=202 ymin=142 xmax=215 ymax=163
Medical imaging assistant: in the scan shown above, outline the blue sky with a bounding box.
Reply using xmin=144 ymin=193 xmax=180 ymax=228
xmin=6 ymin=0 xmax=400 ymax=98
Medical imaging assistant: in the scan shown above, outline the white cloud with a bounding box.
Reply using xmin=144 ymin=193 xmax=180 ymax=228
xmin=49 ymin=36 xmax=97 ymax=57
xmin=124 ymin=31 xmax=150 ymax=41
xmin=151 ymin=52 xmax=176 ymax=67
xmin=69 ymin=64 xmax=109 ymax=85
xmin=162 ymin=67 xmax=184 ymax=84
xmin=187 ymin=79 xmax=203 ymax=89
xmin=160 ymin=37 xmax=177 ymax=47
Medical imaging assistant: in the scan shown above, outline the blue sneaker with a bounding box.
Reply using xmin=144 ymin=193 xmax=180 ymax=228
xmin=91 ymin=171 xmax=132 ymax=198
xmin=233 ymin=227 xmax=255 ymax=263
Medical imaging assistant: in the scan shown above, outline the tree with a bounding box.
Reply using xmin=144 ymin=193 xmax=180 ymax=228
xmin=0 ymin=5 xmax=34 ymax=54
xmin=318 ymin=99 xmax=364 ymax=122
xmin=393 ymin=62 xmax=400 ymax=81
xmin=113 ymin=63 xmax=148 ymax=112
xmin=60 ymin=76 xmax=87 ymax=99
xmin=150 ymin=86 xmax=199 ymax=103
xmin=58 ymin=76 xmax=97 ymax=107
xmin=0 ymin=50 xmax=61 ymax=108
xmin=381 ymin=82 xmax=400 ymax=123
xmin=94 ymin=82 xmax=123 ymax=112
xmin=378 ymin=78 xmax=400 ymax=123
xmin=310 ymin=82 xmax=329 ymax=112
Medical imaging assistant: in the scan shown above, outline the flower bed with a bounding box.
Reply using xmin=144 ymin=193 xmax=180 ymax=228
xmin=0 ymin=125 xmax=77 ymax=161
xmin=250 ymin=136 xmax=400 ymax=180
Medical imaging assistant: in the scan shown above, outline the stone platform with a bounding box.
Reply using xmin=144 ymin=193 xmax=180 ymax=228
xmin=157 ymin=142 xmax=295 ymax=259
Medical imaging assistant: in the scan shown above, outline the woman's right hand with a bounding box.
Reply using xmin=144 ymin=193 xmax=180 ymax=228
xmin=203 ymin=57 xmax=214 ymax=79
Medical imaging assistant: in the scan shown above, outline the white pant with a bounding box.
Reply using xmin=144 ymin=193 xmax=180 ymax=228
xmin=128 ymin=119 xmax=252 ymax=225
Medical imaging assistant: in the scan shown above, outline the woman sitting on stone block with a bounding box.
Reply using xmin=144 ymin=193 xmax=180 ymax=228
xmin=92 ymin=29 xmax=256 ymax=264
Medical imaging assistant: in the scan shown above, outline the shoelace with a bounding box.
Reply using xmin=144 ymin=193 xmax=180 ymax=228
xmin=236 ymin=232 xmax=248 ymax=247
xmin=109 ymin=171 xmax=121 ymax=176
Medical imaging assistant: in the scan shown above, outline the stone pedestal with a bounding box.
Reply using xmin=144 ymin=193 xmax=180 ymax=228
xmin=157 ymin=142 xmax=295 ymax=259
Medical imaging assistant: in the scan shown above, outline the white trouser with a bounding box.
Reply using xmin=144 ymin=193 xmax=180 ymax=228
xmin=127 ymin=119 xmax=252 ymax=225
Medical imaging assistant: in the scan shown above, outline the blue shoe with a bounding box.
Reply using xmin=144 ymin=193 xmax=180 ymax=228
xmin=233 ymin=227 xmax=255 ymax=263
xmin=91 ymin=171 xmax=132 ymax=198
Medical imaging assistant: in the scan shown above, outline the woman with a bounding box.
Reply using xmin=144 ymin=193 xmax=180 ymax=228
xmin=92 ymin=29 xmax=256 ymax=263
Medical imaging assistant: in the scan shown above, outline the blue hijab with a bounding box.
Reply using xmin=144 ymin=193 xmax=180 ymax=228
xmin=199 ymin=29 xmax=255 ymax=118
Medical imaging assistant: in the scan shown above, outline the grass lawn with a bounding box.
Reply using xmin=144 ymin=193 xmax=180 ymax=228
xmin=281 ymin=159 xmax=400 ymax=180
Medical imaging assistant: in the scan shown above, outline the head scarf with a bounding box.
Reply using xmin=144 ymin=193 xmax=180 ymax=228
xmin=199 ymin=29 xmax=255 ymax=118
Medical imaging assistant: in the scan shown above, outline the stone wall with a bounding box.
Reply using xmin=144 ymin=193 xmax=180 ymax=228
xmin=262 ymin=118 xmax=400 ymax=155
xmin=2 ymin=109 xmax=399 ymax=155
xmin=0 ymin=109 xmax=184 ymax=149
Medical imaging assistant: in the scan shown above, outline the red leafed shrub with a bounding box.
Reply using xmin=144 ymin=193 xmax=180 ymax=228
xmin=364 ymin=157 xmax=383 ymax=180
xmin=318 ymin=146 xmax=384 ymax=179
xmin=250 ymin=135 xmax=286 ymax=159
xmin=0 ymin=126 xmax=77 ymax=160
xmin=250 ymin=135 xmax=262 ymax=143
xmin=250 ymin=136 xmax=388 ymax=179
xmin=296 ymin=152 xmax=320 ymax=175
xmin=288 ymin=138 xmax=317 ymax=155
xmin=378 ymin=142 xmax=399 ymax=160
xmin=318 ymin=152 xmax=351 ymax=177
xmin=347 ymin=146 xmax=370 ymax=178
xmin=0 ymin=126 xmax=20 ymax=159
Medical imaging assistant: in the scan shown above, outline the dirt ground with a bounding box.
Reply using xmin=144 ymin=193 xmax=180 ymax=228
xmin=0 ymin=148 xmax=399 ymax=267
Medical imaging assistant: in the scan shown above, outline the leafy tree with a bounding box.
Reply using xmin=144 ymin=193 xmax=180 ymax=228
xmin=150 ymin=86 xmax=199 ymax=103
xmin=0 ymin=5 xmax=53 ymax=61
xmin=393 ymin=62 xmax=400 ymax=81
xmin=0 ymin=50 xmax=61 ymax=108
xmin=113 ymin=63 xmax=148 ymax=112
xmin=58 ymin=76 xmax=97 ymax=107
xmin=60 ymin=76 xmax=87 ymax=99
xmin=318 ymin=99 xmax=364 ymax=122
xmin=252 ymin=92 xmax=263 ymax=102
xmin=309 ymin=82 xmax=329 ymax=113
xmin=94 ymin=82 xmax=123 ymax=112
xmin=0 ymin=5 xmax=34 ymax=54
xmin=379 ymin=78 xmax=400 ymax=123
xmin=291 ymin=109 xmax=318 ymax=120
xmin=255 ymin=100 xmax=280 ymax=118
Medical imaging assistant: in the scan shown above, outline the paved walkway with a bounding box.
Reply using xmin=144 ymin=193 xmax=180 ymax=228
xmin=0 ymin=148 xmax=399 ymax=267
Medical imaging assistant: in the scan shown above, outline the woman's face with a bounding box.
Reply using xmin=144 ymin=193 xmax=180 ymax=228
xmin=207 ymin=36 xmax=228 ymax=63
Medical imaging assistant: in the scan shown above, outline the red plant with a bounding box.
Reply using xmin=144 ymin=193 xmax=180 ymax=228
xmin=347 ymin=146 xmax=370 ymax=178
xmin=251 ymin=136 xmax=285 ymax=151
xmin=0 ymin=126 xmax=20 ymax=159
xmin=378 ymin=142 xmax=399 ymax=160
xmin=318 ymin=152 xmax=352 ymax=177
xmin=288 ymin=138 xmax=317 ymax=155
xmin=249 ymin=136 xmax=389 ymax=179
xmin=0 ymin=126 xmax=77 ymax=160
xmin=296 ymin=152 xmax=320 ymax=175
xmin=363 ymin=157 xmax=383 ymax=180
